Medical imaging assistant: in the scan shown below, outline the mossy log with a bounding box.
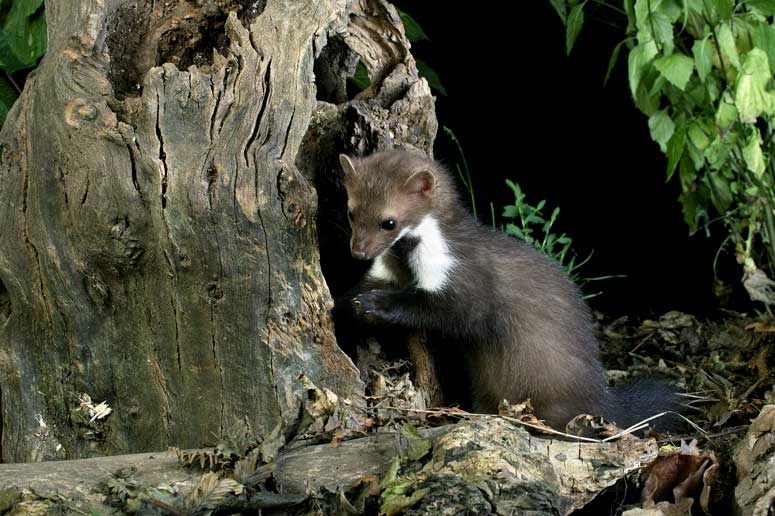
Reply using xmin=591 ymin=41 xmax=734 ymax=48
xmin=0 ymin=0 xmax=436 ymax=462
xmin=0 ymin=419 xmax=658 ymax=515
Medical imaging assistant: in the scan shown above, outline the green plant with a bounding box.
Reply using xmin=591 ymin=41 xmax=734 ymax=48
xmin=444 ymin=126 xmax=617 ymax=297
xmin=0 ymin=0 xmax=47 ymax=128
xmin=443 ymin=126 xmax=478 ymax=219
xmin=552 ymin=0 xmax=775 ymax=305
xmin=500 ymin=179 xmax=618 ymax=297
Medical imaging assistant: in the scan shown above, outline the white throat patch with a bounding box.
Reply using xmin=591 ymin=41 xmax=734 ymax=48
xmin=367 ymin=253 xmax=396 ymax=283
xmin=366 ymin=227 xmax=411 ymax=284
xmin=407 ymin=216 xmax=455 ymax=292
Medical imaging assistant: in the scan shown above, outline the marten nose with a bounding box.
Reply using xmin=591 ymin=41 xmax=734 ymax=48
xmin=351 ymin=242 xmax=369 ymax=260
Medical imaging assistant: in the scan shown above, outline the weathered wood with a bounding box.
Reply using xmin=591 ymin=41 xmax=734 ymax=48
xmin=0 ymin=419 xmax=658 ymax=515
xmin=734 ymin=405 xmax=775 ymax=516
xmin=0 ymin=0 xmax=436 ymax=462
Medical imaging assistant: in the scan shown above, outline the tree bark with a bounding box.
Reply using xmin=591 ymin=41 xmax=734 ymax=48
xmin=0 ymin=0 xmax=436 ymax=462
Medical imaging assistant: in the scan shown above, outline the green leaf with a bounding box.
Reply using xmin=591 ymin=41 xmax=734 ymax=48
xmin=654 ymin=53 xmax=694 ymax=90
xmin=717 ymin=23 xmax=741 ymax=70
xmin=634 ymin=74 xmax=663 ymax=115
xmin=706 ymin=0 xmax=734 ymax=19
xmin=666 ymin=124 xmax=686 ymax=180
xmin=624 ymin=0 xmax=636 ymax=34
xmin=502 ymin=205 xmax=518 ymax=218
xmin=692 ymin=37 xmax=713 ymax=83
xmin=753 ymin=23 xmax=775 ymax=72
xmin=745 ymin=0 xmax=775 ymax=16
xmin=399 ymin=425 xmax=432 ymax=461
xmin=735 ymin=48 xmax=773 ymax=121
xmin=634 ymin=0 xmax=676 ymax=53
xmin=687 ymin=120 xmax=711 ymax=150
xmin=3 ymin=0 xmax=46 ymax=68
xmin=505 ymin=223 xmax=524 ymax=239
xmin=397 ymin=10 xmax=430 ymax=42
xmin=686 ymin=139 xmax=707 ymax=169
xmin=628 ymin=40 xmax=658 ymax=98
xmin=416 ymin=59 xmax=447 ymax=96
xmin=716 ymin=95 xmax=737 ymax=128
xmin=679 ymin=153 xmax=697 ymax=186
xmin=648 ymin=109 xmax=676 ymax=152
xmin=550 ymin=0 xmax=568 ymax=23
xmin=743 ymin=131 xmax=766 ymax=177
xmin=604 ymin=38 xmax=628 ymax=86
xmin=679 ymin=189 xmax=700 ymax=233
xmin=0 ymin=29 xmax=26 ymax=74
xmin=706 ymin=135 xmax=734 ymax=170
xmin=350 ymin=61 xmax=370 ymax=90
xmin=708 ymin=173 xmax=733 ymax=213
xmin=566 ymin=2 xmax=585 ymax=55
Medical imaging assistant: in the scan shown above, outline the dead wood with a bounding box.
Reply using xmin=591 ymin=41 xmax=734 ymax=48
xmin=0 ymin=0 xmax=436 ymax=462
xmin=734 ymin=405 xmax=775 ymax=516
xmin=0 ymin=418 xmax=658 ymax=515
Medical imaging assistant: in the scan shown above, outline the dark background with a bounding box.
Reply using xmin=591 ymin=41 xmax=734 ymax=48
xmin=391 ymin=1 xmax=729 ymax=316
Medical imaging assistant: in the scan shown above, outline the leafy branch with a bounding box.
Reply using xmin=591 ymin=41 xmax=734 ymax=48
xmin=551 ymin=0 xmax=775 ymax=305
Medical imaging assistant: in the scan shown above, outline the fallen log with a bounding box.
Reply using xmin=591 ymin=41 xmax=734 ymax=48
xmin=0 ymin=417 xmax=658 ymax=515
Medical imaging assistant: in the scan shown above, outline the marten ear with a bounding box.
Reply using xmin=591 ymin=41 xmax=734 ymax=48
xmin=339 ymin=154 xmax=358 ymax=178
xmin=404 ymin=169 xmax=437 ymax=197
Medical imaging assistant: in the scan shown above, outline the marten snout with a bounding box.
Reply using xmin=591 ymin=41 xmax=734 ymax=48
xmin=351 ymin=239 xmax=376 ymax=260
xmin=351 ymin=246 xmax=369 ymax=260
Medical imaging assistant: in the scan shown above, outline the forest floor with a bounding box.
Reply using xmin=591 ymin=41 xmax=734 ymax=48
xmin=2 ymin=310 xmax=772 ymax=515
xmin=594 ymin=309 xmax=775 ymax=514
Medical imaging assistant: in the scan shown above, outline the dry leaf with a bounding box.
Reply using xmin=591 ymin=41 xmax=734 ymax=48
xmin=744 ymin=321 xmax=775 ymax=332
xmin=185 ymin=472 xmax=243 ymax=511
xmin=640 ymin=439 xmax=717 ymax=510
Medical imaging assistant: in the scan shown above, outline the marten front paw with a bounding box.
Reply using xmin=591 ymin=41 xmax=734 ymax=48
xmin=352 ymin=289 xmax=394 ymax=322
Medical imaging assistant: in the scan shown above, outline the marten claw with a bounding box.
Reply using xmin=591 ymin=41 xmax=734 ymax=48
xmin=353 ymin=290 xmax=392 ymax=322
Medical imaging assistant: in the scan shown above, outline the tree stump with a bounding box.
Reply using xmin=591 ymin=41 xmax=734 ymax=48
xmin=0 ymin=0 xmax=436 ymax=462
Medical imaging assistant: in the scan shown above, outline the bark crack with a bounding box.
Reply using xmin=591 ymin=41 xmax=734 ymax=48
xmin=161 ymin=256 xmax=181 ymax=380
xmin=155 ymin=92 xmax=168 ymax=209
xmin=173 ymin=296 xmax=181 ymax=372
xmin=0 ymin=382 xmax=3 ymax=460
xmin=58 ymin=166 xmax=69 ymax=206
xmin=208 ymin=79 xmax=221 ymax=143
xmin=127 ymin=143 xmax=142 ymax=198
xmin=80 ymin=177 xmax=89 ymax=206
xmin=20 ymin=104 xmax=54 ymax=342
xmin=213 ymin=68 xmax=234 ymax=140
xmin=256 ymin=208 xmax=272 ymax=324
xmin=143 ymin=291 xmax=172 ymax=443
xmin=155 ymin=84 xmax=181 ymax=375
xmin=149 ymin=355 xmax=173 ymax=442
xmin=209 ymin=304 xmax=224 ymax=437
xmin=163 ymin=250 xmax=182 ymax=373
xmin=279 ymin=105 xmax=296 ymax=160
xmin=207 ymin=174 xmax=225 ymax=436
xmin=243 ymin=59 xmax=272 ymax=168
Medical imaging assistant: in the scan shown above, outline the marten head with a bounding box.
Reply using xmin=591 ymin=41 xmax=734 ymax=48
xmin=339 ymin=150 xmax=449 ymax=261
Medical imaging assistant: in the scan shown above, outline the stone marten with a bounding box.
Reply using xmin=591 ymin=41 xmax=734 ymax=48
xmin=338 ymin=149 xmax=679 ymax=430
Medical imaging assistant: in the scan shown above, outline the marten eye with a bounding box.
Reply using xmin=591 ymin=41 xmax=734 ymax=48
xmin=380 ymin=219 xmax=396 ymax=231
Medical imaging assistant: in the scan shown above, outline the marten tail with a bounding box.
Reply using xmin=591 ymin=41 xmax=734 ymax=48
xmin=605 ymin=376 xmax=684 ymax=432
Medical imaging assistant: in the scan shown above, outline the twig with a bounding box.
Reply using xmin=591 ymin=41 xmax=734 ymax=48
xmin=657 ymin=425 xmax=747 ymax=444
xmin=379 ymin=406 xmax=712 ymax=446
xmin=4 ymin=71 xmax=21 ymax=94
xmin=381 ymin=406 xmax=610 ymax=443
